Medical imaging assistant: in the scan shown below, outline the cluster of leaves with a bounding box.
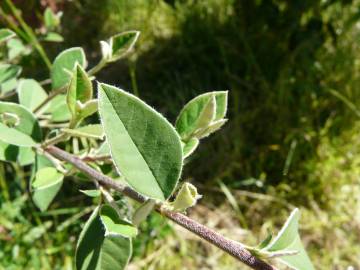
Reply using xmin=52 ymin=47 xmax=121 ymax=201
xmin=0 ymin=5 xmax=314 ymax=269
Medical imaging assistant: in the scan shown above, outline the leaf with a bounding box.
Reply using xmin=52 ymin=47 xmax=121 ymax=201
xmin=182 ymin=137 xmax=199 ymax=158
xmin=63 ymin=124 xmax=104 ymax=140
xmin=171 ymin=182 xmax=201 ymax=211
xmin=98 ymin=83 xmax=183 ymax=201
xmin=194 ymin=118 xmax=228 ymax=139
xmin=0 ymin=64 xmax=21 ymax=85
xmin=100 ymin=205 xmax=138 ymax=237
xmin=17 ymin=79 xmax=48 ymax=112
xmin=76 ymin=99 xmax=98 ymax=121
xmin=175 ymin=91 xmax=228 ymax=140
xmin=44 ymin=7 xmax=61 ymax=30
xmin=0 ymin=29 xmax=16 ymax=44
xmin=48 ymin=95 xmax=71 ymax=122
xmin=80 ymin=189 xmax=101 ymax=197
xmin=0 ymin=102 xmax=41 ymax=147
xmin=76 ymin=207 xmax=132 ymax=270
xmin=132 ymin=199 xmax=156 ymax=226
xmin=7 ymin=38 xmax=29 ymax=60
xmin=107 ymin=31 xmax=140 ymax=62
xmin=18 ymin=147 xmax=35 ymax=166
xmin=95 ymin=141 xmax=110 ymax=156
xmin=43 ymin=32 xmax=63 ymax=42
xmin=31 ymin=167 xmax=64 ymax=212
xmin=0 ymin=141 xmax=18 ymax=162
xmin=51 ymin=47 xmax=87 ymax=90
xmin=263 ymin=208 xmax=314 ymax=270
xmin=67 ymin=64 xmax=93 ymax=116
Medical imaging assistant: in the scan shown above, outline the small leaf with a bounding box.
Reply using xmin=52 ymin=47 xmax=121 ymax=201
xmin=0 ymin=64 xmax=21 ymax=85
xmin=0 ymin=141 xmax=18 ymax=162
xmin=43 ymin=32 xmax=63 ymax=42
xmin=67 ymin=64 xmax=93 ymax=116
xmin=51 ymin=47 xmax=87 ymax=89
xmin=17 ymin=79 xmax=48 ymax=112
xmin=108 ymin=31 xmax=140 ymax=62
xmin=76 ymin=207 xmax=132 ymax=270
xmin=100 ymin=205 xmax=138 ymax=237
xmin=95 ymin=141 xmax=110 ymax=156
xmin=132 ymin=199 xmax=156 ymax=226
xmin=257 ymin=234 xmax=273 ymax=249
xmin=76 ymin=99 xmax=98 ymax=121
xmin=171 ymin=182 xmax=201 ymax=212
xmin=98 ymin=83 xmax=183 ymax=201
xmin=0 ymin=29 xmax=16 ymax=44
xmin=7 ymin=38 xmax=29 ymax=60
xmin=18 ymin=147 xmax=35 ymax=166
xmin=79 ymin=189 xmax=101 ymax=197
xmin=44 ymin=8 xmax=61 ymax=30
xmin=182 ymin=137 xmax=199 ymax=158
xmin=100 ymin=40 xmax=112 ymax=60
xmin=175 ymin=91 xmax=228 ymax=140
xmin=31 ymin=167 xmax=64 ymax=212
xmin=194 ymin=118 xmax=228 ymax=139
xmin=63 ymin=124 xmax=104 ymax=139
xmin=48 ymin=95 xmax=71 ymax=122
xmin=263 ymin=208 xmax=314 ymax=270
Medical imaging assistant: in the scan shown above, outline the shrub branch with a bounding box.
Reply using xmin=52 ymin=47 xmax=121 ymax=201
xmin=45 ymin=145 xmax=277 ymax=270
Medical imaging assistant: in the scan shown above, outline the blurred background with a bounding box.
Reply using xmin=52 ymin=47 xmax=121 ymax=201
xmin=1 ymin=0 xmax=360 ymax=269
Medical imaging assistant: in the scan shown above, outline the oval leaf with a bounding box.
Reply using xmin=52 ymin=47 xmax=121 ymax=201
xmin=67 ymin=63 xmax=93 ymax=116
xmin=108 ymin=31 xmax=140 ymax=62
xmin=31 ymin=167 xmax=64 ymax=212
xmin=76 ymin=207 xmax=132 ymax=270
xmin=51 ymin=47 xmax=86 ymax=89
xmin=0 ymin=64 xmax=21 ymax=85
xmin=100 ymin=205 xmax=138 ymax=237
xmin=182 ymin=137 xmax=199 ymax=159
xmin=175 ymin=91 xmax=228 ymax=140
xmin=0 ymin=29 xmax=16 ymax=44
xmin=17 ymin=79 xmax=48 ymax=112
xmin=263 ymin=208 xmax=314 ymax=270
xmin=132 ymin=199 xmax=156 ymax=226
xmin=98 ymin=83 xmax=183 ymax=201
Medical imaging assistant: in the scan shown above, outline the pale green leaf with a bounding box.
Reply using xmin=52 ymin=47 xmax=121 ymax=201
xmin=44 ymin=7 xmax=61 ymax=30
xmin=0 ymin=141 xmax=18 ymax=162
xmin=263 ymin=208 xmax=314 ymax=270
xmin=0 ymin=64 xmax=21 ymax=85
xmin=79 ymin=189 xmax=101 ymax=197
xmin=31 ymin=167 xmax=64 ymax=212
xmin=17 ymin=79 xmax=48 ymax=112
xmin=171 ymin=182 xmax=201 ymax=211
xmin=95 ymin=141 xmax=110 ymax=156
xmin=48 ymin=95 xmax=71 ymax=122
xmin=7 ymin=39 xmax=29 ymax=60
xmin=100 ymin=205 xmax=138 ymax=237
xmin=18 ymin=147 xmax=35 ymax=166
xmin=194 ymin=118 xmax=228 ymax=139
xmin=76 ymin=207 xmax=132 ymax=270
xmin=0 ymin=29 xmax=16 ymax=44
xmin=98 ymin=83 xmax=183 ymax=201
xmin=63 ymin=124 xmax=104 ymax=139
xmin=77 ymin=99 xmax=98 ymax=121
xmin=175 ymin=91 xmax=228 ymax=140
xmin=51 ymin=47 xmax=87 ymax=89
xmin=67 ymin=64 xmax=93 ymax=116
xmin=182 ymin=137 xmax=199 ymax=158
xmin=43 ymin=32 xmax=63 ymax=42
xmin=132 ymin=199 xmax=156 ymax=226
xmin=108 ymin=31 xmax=140 ymax=62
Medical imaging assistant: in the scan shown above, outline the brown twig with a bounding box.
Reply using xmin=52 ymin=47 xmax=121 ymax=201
xmin=45 ymin=145 xmax=278 ymax=270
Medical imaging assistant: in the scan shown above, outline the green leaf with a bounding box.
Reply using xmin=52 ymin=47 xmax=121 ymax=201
xmin=76 ymin=99 xmax=98 ymax=121
xmin=7 ymin=38 xmax=29 ymax=60
xmin=0 ymin=141 xmax=18 ymax=162
xmin=76 ymin=207 xmax=132 ymax=270
xmin=132 ymin=199 xmax=156 ymax=226
xmin=100 ymin=205 xmax=138 ymax=237
xmin=0 ymin=29 xmax=16 ymax=44
xmin=79 ymin=189 xmax=101 ymax=197
xmin=0 ymin=64 xmax=21 ymax=85
xmin=175 ymin=91 xmax=228 ymax=140
xmin=107 ymin=31 xmax=140 ymax=62
xmin=18 ymin=147 xmax=35 ymax=166
xmin=67 ymin=64 xmax=93 ymax=116
xmin=44 ymin=7 xmax=61 ymax=30
xmin=63 ymin=124 xmax=104 ymax=139
xmin=171 ymin=182 xmax=201 ymax=211
xmin=98 ymin=83 xmax=183 ymax=201
xmin=95 ymin=141 xmax=110 ymax=156
xmin=43 ymin=32 xmax=63 ymax=42
xmin=17 ymin=79 xmax=48 ymax=112
xmin=194 ymin=119 xmax=228 ymax=139
xmin=182 ymin=137 xmax=199 ymax=158
xmin=31 ymin=167 xmax=64 ymax=212
xmin=48 ymin=95 xmax=71 ymax=122
xmin=51 ymin=47 xmax=87 ymax=89
xmin=263 ymin=208 xmax=314 ymax=270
